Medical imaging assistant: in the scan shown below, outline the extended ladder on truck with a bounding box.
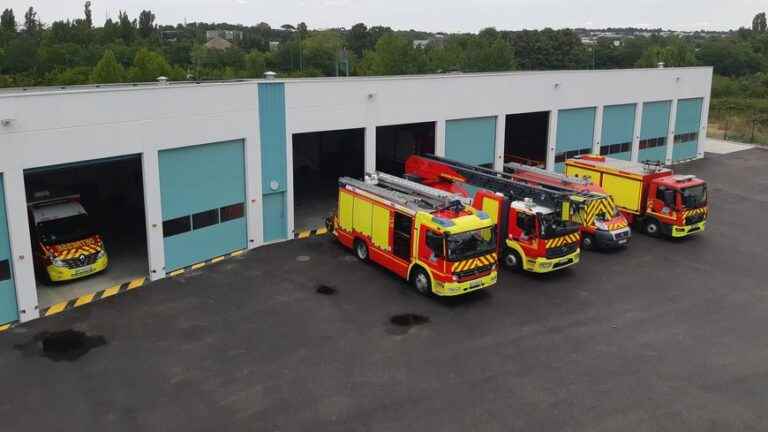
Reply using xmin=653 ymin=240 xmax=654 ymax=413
xmin=341 ymin=172 xmax=470 ymax=214
xmin=408 ymin=154 xmax=600 ymax=215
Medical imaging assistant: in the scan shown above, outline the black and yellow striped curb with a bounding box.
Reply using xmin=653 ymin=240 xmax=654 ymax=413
xmin=0 ymin=249 xmax=248 ymax=333
xmin=294 ymin=227 xmax=329 ymax=240
xmin=166 ymin=249 xmax=247 ymax=277
xmin=40 ymin=276 xmax=148 ymax=318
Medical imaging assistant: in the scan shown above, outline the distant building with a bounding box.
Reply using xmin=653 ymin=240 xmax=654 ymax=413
xmin=160 ymin=30 xmax=178 ymax=43
xmin=205 ymin=30 xmax=243 ymax=42
xmin=269 ymin=41 xmax=281 ymax=51
xmin=413 ymin=39 xmax=430 ymax=49
xmin=205 ymin=36 xmax=233 ymax=50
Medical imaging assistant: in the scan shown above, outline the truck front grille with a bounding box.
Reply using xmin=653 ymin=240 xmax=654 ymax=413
xmin=454 ymin=264 xmax=494 ymax=280
xmin=546 ymin=242 xmax=578 ymax=259
xmin=685 ymin=214 xmax=705 ymax=225
xmin=63 ymin=253 xmax=99 ymax=269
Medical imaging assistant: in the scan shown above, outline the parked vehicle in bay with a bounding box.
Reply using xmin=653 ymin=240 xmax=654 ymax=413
xmin=28 ymin=193 xmax=108 ymax=283
xmin=331 ymin=172 xmax=498 ymax=296
xmin=404 ymin=155 xmax=582 ymax=273
xmin=565 ymin=155 xmax=708 ymax=237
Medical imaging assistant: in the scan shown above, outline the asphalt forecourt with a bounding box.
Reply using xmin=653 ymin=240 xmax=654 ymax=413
xmin=1 ymin=149 xmax=767 ymax=431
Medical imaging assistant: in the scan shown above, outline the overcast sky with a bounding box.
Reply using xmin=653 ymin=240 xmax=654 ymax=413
xmin=4 ymin=0 xmax=764 ymax=32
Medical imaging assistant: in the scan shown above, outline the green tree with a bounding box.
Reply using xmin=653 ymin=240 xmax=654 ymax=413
xmin=129 ymin=48 xmax=172 ymax=81
xmin=753 ymin=12 xmax=767 ymax=33
xmin=83 ymin=1 xmax=93 ymax=29
xmin=302 ymin=30 xmax=343 ymax=76
xmin=23 ymin=6 xmax=39 ymax=33
xmin=1 ymin=9 xmax=15 ymax=33
xmin=360 ymin=33 xmax=425 ymax=75
xmin=117 ymin=11 xmax=135 ymax=44
xmin=243 ymin=50 xmax=266 ymax=77
xmin=138 ymin=10 xmax=156 ymax=39
xmin=697 ymin=39 xmax=765 ymax=76
xmin=91 ymin=49 xmax=124 ymax=83
xmin=636 ymin=40 xmax=696 ymax=67
xmin=347 ymin=23 xmax=371 ymax=58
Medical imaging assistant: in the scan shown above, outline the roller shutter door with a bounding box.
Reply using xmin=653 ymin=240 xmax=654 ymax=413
xmin=673 ymin=98 xmax=703 ymax=162
xmin=601 ymin=104 xmax=636 ymax=161
xmin=555 ymin=107 xmax=596 ymax=172
xmin=445 ymin=117 xmax=496 ymax=166
xmin=159 ymin=140 xmax=247 ymax=271
xmin=639 ymin=101 xmax=671 ymax=163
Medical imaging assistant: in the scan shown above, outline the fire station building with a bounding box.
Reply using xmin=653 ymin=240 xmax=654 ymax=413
xmin=0 ymin=67 xmax=712 ymax=325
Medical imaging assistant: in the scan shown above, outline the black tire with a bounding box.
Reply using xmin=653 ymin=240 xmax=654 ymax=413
xmin=502 ymin=249 xmax=523 ymax=272
xmin=644 ymin=219 xmax=661 ymax=237
xmin=411 ymin=267 xmax=432 ymax=296
xmin=353 ymin=239 xmax=369 ymax=261
xmin=582 ymin=234 xmax=595 ymax=251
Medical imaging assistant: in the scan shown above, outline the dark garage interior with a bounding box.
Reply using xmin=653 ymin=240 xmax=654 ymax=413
xmin=505 ymin=111 xmax=549 ymax=167
xmin=24 ymin=155 xmax=147 ymax=308
xmin=292 ymin=128 xmax=365 ymax=232
xmin=376 ymin=122 xmax=435 ymax=176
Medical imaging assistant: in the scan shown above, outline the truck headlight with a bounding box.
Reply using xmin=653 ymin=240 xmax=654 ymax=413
xmin=52 ymin=257 xmax=66 ymax=268
xmin=594 ymin=220 xmax=608 ymax=231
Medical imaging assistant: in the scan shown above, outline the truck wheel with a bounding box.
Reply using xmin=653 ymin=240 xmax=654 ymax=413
xmin=503 ymin=249 xmax=523 ymax=271
xmin=582 ymin=234 xmax=595 ymax=251
xmin=411 ymin=268 xmax=432 ymax=296
xmin=644 ymin=219 xmax=661 ymax=237
xmin=354 ymin=239 xmax=369 ymax=261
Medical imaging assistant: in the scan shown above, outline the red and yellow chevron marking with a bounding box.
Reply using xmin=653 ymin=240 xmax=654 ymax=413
xmin=451 ymin=253 xmax=497 ymax=273
xmin=683 ymin=207 xmax=708 ymax=218
xmin=606 ymin=220 xmax=628 ymax=231
xmin=44 ymin=237 xmax=102 ymax=260
xmin=545 ymin=232 xmax=580 ymax=248
xmin=573 ymin=197 xmax=618 ymax=227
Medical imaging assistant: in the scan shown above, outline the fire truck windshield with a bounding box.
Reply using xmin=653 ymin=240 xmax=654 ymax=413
xmin=37 ymin=214 xmax=95 ymax=245
xmin=539 ymin=213 xmax=580 ymax=239
xmin=681 ymin=184 xmax=707 ymax=208
xmin=446 ymin=227 xmax=496 ymax=261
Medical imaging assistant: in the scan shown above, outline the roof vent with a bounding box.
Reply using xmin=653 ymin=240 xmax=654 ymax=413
xmin=264 ymin=71 xmax=277 ymax=80
xmin=157 ymin=76 xmax=169 ymax=85
xmin=657 ymin=62 xmax=665 ymax=69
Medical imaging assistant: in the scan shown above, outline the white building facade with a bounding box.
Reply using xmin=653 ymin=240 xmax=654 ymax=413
xmin=0 ymin=67 xmax=712 ymax=325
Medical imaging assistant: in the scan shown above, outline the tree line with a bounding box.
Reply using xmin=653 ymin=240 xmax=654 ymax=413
xmin=2 ymin=5 xmax=768 ymax=142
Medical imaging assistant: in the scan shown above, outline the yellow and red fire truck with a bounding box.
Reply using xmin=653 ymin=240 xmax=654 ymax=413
xmin=404 ymin=155 xmax=582 ymax=273
xmin=565 ymin=155 xmax=708 ymax=237
xmin=332 ymin=172 xmax=498 ymax=296
xmin=28 ymin=194 xmax=108 ymax=283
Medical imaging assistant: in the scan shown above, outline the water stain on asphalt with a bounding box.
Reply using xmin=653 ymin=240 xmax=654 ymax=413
xmin=316 ymin=285 xmax=338 ymax=295
xmin=14 ymin=329 xmax=107 ymax=362
xmin=387 ymin=313 xmax=430 ymax=335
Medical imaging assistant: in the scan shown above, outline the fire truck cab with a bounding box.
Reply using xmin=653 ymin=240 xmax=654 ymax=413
xmin=28 ymin=194 xmax=108 ymax=283
xmin=565 ymin=155 xmax=708 ymax=238
xmin=333 ymin=172 xmax=498 ymax=297
xmin=474 ymin=190 xmax=581 ymax=273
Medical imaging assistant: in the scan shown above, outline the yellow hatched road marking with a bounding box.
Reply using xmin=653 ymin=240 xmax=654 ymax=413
xmin=211 ymin=256 xmax=225 ymax=264
xmin=315 ymin=227 xmax=328 ymax=235
xmin=101 ymin=285 xmax=121 ymax=298
xmin=191 ymin=262 xmax=206 ymax=270
xmin=169 ymin=269 xmax=185 ymax=277
xmin=231 ymin=250 xmax=245 ymax=257
xmin=0 ymin=323 xmax=11 ymax=332
xmin=46 ymin=302 xmax=68 ymax=316
xmin=128 ymin=277 xmax=146 ymax=290
xmin=74 ymin=293 xmax=95 ymax=307
xmin=298 ymin=230 xmax=311 ymax=239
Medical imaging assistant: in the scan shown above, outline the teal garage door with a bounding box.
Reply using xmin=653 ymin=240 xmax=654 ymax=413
xmin=555 ymin=107 xmax=596 ymax=172
xmin=639 ymin=100 xmax=671 ymax=163
xmin=0 ymin=175 xmax=18 ymax=325
xmin=259 ymin=83 xmax=288 ymax=242
xmin=159 ymin=140 xmax=247 ymax=271
xmin=445 ymin=117 xmax=496 ymax=166
xmin=601 ymin=104 xmax=636 ymax=161
xmin=673 ymin=98 xmax=703 ymax=162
